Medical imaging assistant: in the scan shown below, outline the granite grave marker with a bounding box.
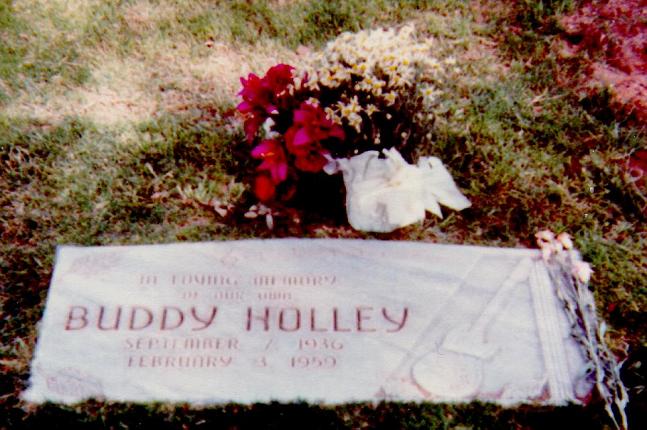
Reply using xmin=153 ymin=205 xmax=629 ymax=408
xmin=24 ymin=239 xmax=592 ymax=404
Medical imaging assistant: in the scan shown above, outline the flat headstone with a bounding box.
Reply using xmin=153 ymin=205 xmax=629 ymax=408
xmin=23 ymin=239 xmax=592 ymax=405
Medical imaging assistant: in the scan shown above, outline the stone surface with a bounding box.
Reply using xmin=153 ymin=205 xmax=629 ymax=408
xmin=23 ymin=239 xmax=592 ymax=405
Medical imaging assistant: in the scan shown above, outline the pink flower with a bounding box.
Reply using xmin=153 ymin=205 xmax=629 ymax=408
xmin=251 ymin=139 xmax=288 ymax=184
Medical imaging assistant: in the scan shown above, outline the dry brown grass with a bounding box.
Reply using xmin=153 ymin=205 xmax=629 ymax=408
xmin=5 ymin=40 xmax=300 ymax=126
xmin=5 ymin=0 xmax=303 ymax=127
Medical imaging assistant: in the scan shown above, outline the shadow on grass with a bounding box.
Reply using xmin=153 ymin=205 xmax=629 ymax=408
xmin=3 ymin=400 xmax=615 ymax=430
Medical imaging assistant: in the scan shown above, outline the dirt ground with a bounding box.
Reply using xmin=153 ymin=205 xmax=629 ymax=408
xmin=558 ymin=0 xmax=646 ymax=124
xmin=556 ymin=0 xmax=647 ymax=197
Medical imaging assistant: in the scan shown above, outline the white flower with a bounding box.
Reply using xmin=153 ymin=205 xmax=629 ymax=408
xmin=262 ymin=118 xmax=279 ymax=139
xmin=444 ymin=56 xmax=457 ymax=66
xmin=572 ymin=261 xmax=593 ymax=283
xmin=347 ymin=112 xmax=362 ymax=132
xmin=319 ymin=71 xmax=337 ymax=88
xmin=421 ymin=85 xmax=442 ymax=104
xmin=540 ymin=244 xmax=558 ymax=262
xmin=301 ymin=23 xmax=450 ymax=106
xmin=386 ymin=63 xmax=398 ymax=73
xmin=324 ymin=106 xmax=338 ymax=121
xmin=557 ymin=232 xmax=574 ymax=250
xmin=304 ymin=78 xmax=320 ymax=91
xmin=536 ymin=230 xmax=557 ymax=260
xmin=352 ymin=62 xmax=369 ymax=74
xmin=426 ymin=58 xmax=442 ymax=71
xmin=347 ymin=96 xmax=361 ymax=113
xmin=383 ymin=92 xmax=397 ymax=106
xmin=339 ymin=103 xmax=353 ymax=118
xmin=535 ymin=230 xmax=555 ymax=245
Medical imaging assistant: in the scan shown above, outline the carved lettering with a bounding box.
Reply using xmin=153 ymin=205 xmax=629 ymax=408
xmin=139 ymin=274 xmax=157 ymax=285
xmin=246 ymin=307 xmax=270 ymax=331
xmin=191 ymin=306 xmax=218 ymax=331
xmin=382 ymin=307 xmax=409 ymax=332
xmin=129 ymin=306 xmax=153 ymax=330
xmin=309 ymin=308 xmax=327 ymax=332
xmin=127 ymin=355 xmax=233 ymax=368
xmin=65 ymin=305 xmax=410 ymax=333
xmin=172 ymin=274 xmax=237 ymax=286
xmin=64 ymin=306 xmax=88 ymax=330
xmin=253 ymin=276 xmax=275 ymax=286
xmin=161 ymin=307 xmax=184 ymax=330
xmin=125 ymin=336 xmax=239 ymax=350
xmin=97 ymin=306 xmax=122 ymax=330
xmin=356 ymin=306 xmax=376 ymax=332
xmin=279 ymin=307 xmax=301 ymax=331
xmin=332 ymin=307 xmax=350 ymax=332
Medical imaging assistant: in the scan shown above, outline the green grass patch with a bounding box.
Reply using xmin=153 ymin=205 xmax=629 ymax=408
xmin=152 ymin=0 xmax=470 ymax=49
xmin=80 ymin=1 xmax=140 ymax=55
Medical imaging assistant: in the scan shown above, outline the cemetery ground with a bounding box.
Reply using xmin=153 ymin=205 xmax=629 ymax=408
xmin=1 ymin=0 xmax=645 ymax=428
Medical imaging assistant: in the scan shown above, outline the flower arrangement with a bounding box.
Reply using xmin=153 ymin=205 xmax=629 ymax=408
xmin=535 ymin=230 xmax=628 ymax=430
xmin=236 ymin=25 xmax=470 ymax=231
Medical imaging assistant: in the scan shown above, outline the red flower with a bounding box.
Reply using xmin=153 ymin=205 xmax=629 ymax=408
xmin=237 ymin=64 xmax=295 ymax=142
xmin=242 ymin=114 xmax=266 ymax=144
xmin=264 ymin=64 xmax=294 ymax=95
xmin=284 ymin=102 xmax=344 ymax=173
xmin=282 ymin=127 xmax=327 ymax=172
xmin=237 ymin=73 xmax=274 ymax=114
xmin=251 ymin=139 xmax=288 ymax=183
xmin=294 ymin=150 xmax=329 ymax=172
xmin=237 ymin=74 xmax=273 ymax=143
xmin=254 ymin=174 xmax=275 ymax=202
xmin=286 ymin=102 xmax=345 ymax=152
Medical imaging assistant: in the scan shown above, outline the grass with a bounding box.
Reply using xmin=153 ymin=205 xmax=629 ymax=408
xmin=0 ymin=1 xmax=90 ymax=102
xmin=1 ymin=0 xmax=645 ymax=428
